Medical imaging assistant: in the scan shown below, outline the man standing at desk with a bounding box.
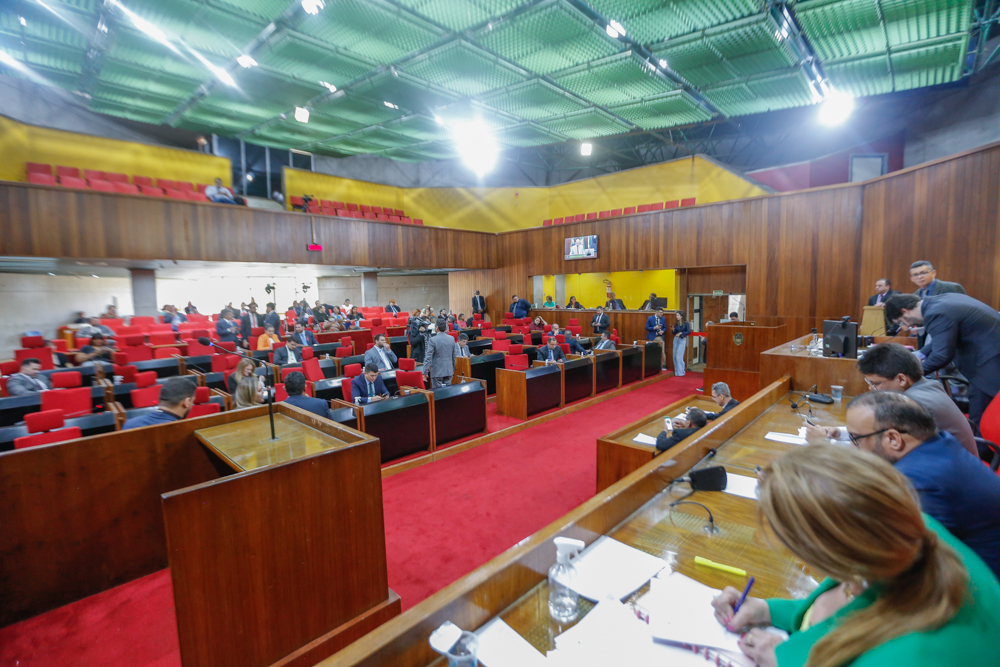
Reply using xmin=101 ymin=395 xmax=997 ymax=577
xmin=364 ymin=333 xmax=397 ymax=371
xmin=352 ymin=364 xmax=389 ymax=404
xmin=509 ymin=294 xmax=531 ymax=320
xmin=590 ymin=306 xmax=610 ymax=335
xmin=472 ymin=290 xmax=486 ymax=318
xmin=605 ymin=293 xmax=625 ymax=310
xmin=885 ymin=293 xmax=1000 ymax=423
xmin=705 ymin=382 xmax=739 ymax=420
xmin=423 ymin=319 xmax=456 ymax=388
xmin=538 ymin=337 xmax=566 ymax=364
xmin=909 ymin=260 xmax=965 ymax=298
xmin=216 ymin=309 xmax=240 ymax=343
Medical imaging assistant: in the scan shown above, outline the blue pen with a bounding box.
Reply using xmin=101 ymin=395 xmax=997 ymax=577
xmin=733 ymin=576 xmax=755 ymax=614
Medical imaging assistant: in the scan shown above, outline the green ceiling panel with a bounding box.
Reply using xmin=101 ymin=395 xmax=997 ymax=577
xmin=315 ymin=135 xmax=385 ymax=155
xmin=586 ymin=0 xmax=760 ymax=45
xmin=312 ymin=92 xmax=405 ymax=125
xmin=479 ymin=78 xmax=588 ymax=120
xmin=609 ymin=90 xmax=712 ymax=129
xmin=182 ymin=106 xmax=263 ymax=133
xmin=403 ymin=40 xmax=527 ymax=96
xmin=823 ymin=53 xmax=893 ymax=97
xmin=795 ymin=0 xmax=887 ymax=60
xmin=703 ymin=67 xmax=817 ymax=117
xmin=122 ymin=0 xmax=267 ymax=58
xmin=297 ymin=0 xmax=444 ymax=64
xmin=551 ymin=51 xmax=676 ymax=106
xmin=496 ymin=121 xmax=567 ymax=147
xmin=389 ymin=114 xmax=451 ymax=141
xmin=248 ymin=122 xmax=331 ymax=148
xmin=404 ymin=141 xmax=456 ymax=159
xmin=351 ymin=70 xmax=458 ymax=114
xmin=393 ymin=0 xmax=526 ymax=32
xmin=300 ymin=112 xmax=367 ymax=138
xmin=476 ymin=0 xmax=621 ymax=74
xmin=211 ymin=0 xmax=291 ymax=21
xmin=651 ymin=34 xmax=735 ymax=86
xmin=890 ymin=34 xmax=968 ymax=91
xmin=195 ymin=67 xmax=324 ymax=120
xmin=356 ymin=126 xmax=424 ymax=149
xmin=258 ymin=34 xmax=377 ymax=89
xmin=0 ymin=13 xmax=88 ymax=49
xmin=106 ymin=32 xmax=217 ymax=81
xmin=99 ymin=60 xmax=201 ymax=98
xmin=880 ymin=0 xmax=972 ymax=47
xmin=436 ymin=99 xmax=520 ymax=130
xmin=88 ymin=99 xmax=170 ymax=124
xmin=539 ymin=107 xmax=631 ymax=139
xmin=0 ymin=41 xmax=83 ymax=74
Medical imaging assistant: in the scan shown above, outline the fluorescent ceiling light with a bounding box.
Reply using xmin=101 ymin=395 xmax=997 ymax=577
xmin=19 ymin=16 xmax=26 ymax=25
xmin=453 ymin=120 xmax=498 ymax=177
xmin=319 ymin=81 xmax=337 ymax=92
xmin=659 ymin=59 xmax=667 ymax=68
xmin=237 ymin=55 xmax=257 ymax=68
xmin=818 ymin=90 xmax=854 ymax=126
xmin=606 ymin=20 xmax=624 ymax=38
xmin=383 ymin=100 xmax=399 ymax=109
xmin=434 ymin=115 xmax=444 ymax=125
xmin=581 ymin=143 xmax=592 ymax=156
xmin=294 ymin=106 xmax=310 ymax=123
xmin=302 ymin=0 xmax=324 ymax=15
xmin=189 ymin=48 xmax=235 ymax=86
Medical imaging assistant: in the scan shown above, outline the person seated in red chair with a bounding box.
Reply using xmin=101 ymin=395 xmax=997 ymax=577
xmin=364 ymin=333 xmax=397 ymax=371
xmin=282 ymin=371 xmax=331 ymax=419
xmin=546 ymin=323 xmax=586 ymax=355
xmin=122 ymin=378 xmax=196 ymax=430
xmin=351 ymin=363 xmax=389 ymax=404
xmin=456 ymin=333 xmax=473 ymax=358
xmin=537 ymin=337 xmax=566 ymax=364
xmin=75 ymin=333 xmax=116 ymax=366
xmin=288 ymin=321 xmax=317 ymax=347
xmin=5 ymin=358 xmax=52 ymax=396
xmin=593 ymin=331 xmax=616 ymax=351
xmin=205 ymin=177 xmax=236 ymax=204
xmin=273 ymin=337 xmax=303 ymax=365
xmin=78 ymin=316 xmax=116 ymax=339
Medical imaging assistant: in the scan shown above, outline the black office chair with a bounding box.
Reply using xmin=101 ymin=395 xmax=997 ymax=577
xmin=935 ymin=374 xmax=971 ymax=419
xmin=975 ymin=437 xmax=1000 ymax=472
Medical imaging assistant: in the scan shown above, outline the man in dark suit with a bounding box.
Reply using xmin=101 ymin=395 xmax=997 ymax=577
xmin=645 ymin=308 xmax=668 ymax=368
xmin=472 ymin=291 xmax=486 ymax=317
xmin=264 ymin=302 xmax=281 ymax=333
xmin=215 ymin=309 xmax=240 ymax=343
xmin=272 ymin=339 xmax=302 ymax=366
xmin=282 ymin=371 xmax=331 ymax=419
xmin=509 ymin=294 xmax=531 ymax=319
xmin=655 ymin=408 xmax=708 ymax=453
xmin=240 ymin=303 xmax=263 ymax=342
xmin=868 ymin=278 xmax=897 ymax=306
xmin=909 ymin=260 xmax=965 ymax=298
xmin=537 ymin=337 xmax=566 ymax=363
xmin=386 ymin=300 xmax=402 ymax=316
xmin=604 ymin=293 xmax=626 ymax=310
xmin=547 ymin=324 xmax=586 ymax=354
xmin=590 ymin=306 xmax=610 ymax=335
xmin=289 ymin=322 xmax=317 ymax=347
xmin=886 ymin=292 xmax=1000 ymax=422
xmin=705 ymin=382 xmax=740 ymax=420
xmin=351 ymin=363 xmax=390 ymax=404
xmin=640 ymin=293 xmax=659 ymax=310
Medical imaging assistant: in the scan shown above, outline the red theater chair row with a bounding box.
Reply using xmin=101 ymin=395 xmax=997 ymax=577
xmin=542 ymin=198 xmax=697 ymax=226
xmin=26 ymin=163 xmax=219 ymax=201
xmin=289 ymin=197 xmax=425 ymax=225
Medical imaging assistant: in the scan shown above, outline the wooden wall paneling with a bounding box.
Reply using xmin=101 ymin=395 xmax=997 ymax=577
xmin=163 ymin=438 xmax=392 ymax=667
xmin=686 ymin=266 xmax=747 ymax=295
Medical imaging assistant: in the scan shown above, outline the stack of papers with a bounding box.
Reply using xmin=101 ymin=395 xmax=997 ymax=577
xmin=476 ymin=619 xmax=548 ymax=667
xmin=632 ymin=433 xmax=658 ymax=446
xmin=724 ymin=473 xmax=759 ymax=500
xmin=765 ymin=429 xmax=808 ymax=446
xmin=568 ymin=537 xmax=667 ymax=601
xmin=640 ymin=574 xmax=744 ymax=654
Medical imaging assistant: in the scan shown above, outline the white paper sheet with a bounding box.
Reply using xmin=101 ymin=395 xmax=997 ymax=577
xmin=476 ymin=618 xmax=548 ymax=667
xmin=765 ymin=431 xmax=808 ymax=446
xmin=724 ymin=473 xmax=759 ymax=500
xmin=633 ymin=432 xmax=658 ymax=446
xmin=567 ymin=536 xmax=667 ymax=602
xmin=641 ymin=573 xmax=743 ymax=653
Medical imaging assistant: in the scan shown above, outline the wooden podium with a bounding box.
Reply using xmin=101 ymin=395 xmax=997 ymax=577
xmin=860 ymin=305 xmax=888 ymax=336
xmin=702 ymin=323 xmax=787 ymax=400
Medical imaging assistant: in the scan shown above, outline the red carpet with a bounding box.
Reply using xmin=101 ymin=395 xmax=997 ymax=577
xmin=0 ymin=373 xmax=702 ymax=665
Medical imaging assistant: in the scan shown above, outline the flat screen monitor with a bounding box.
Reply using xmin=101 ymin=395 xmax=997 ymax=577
xmin=564 ymin=235 xmax=598 ymax=260
xmin=823 ymin=319 xmax=858 ymax=359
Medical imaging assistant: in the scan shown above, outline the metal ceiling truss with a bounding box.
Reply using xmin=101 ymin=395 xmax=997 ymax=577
xmin=0 ymin=0 xmax=985 ymax=173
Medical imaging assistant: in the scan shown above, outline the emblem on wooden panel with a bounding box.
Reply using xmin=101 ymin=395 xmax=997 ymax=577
xmin=733 ymin=333 xmax=744 ymax=346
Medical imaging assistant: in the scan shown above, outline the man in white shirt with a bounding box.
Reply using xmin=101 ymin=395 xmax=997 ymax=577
xmin=205 ymin=178 xmax=236 ymax=204
xmin=363 ymin=334 xmax=398 ymax=371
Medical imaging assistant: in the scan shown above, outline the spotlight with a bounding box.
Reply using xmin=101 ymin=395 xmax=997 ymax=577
xmin=818 ymin=90 xmax=854 ymax=126
xmin=196 ymin=136 xmax=207 ymax=146
xmin=581 ymin=143 xmax=592 ymax=156
xmin=453 ymin=120 xmax=498 ymax=177
xmin=301 ymin=0 xmax=324 ymax=15
xmin=294 ymin=106 xmax=310 ymax=123
xmin=246 ymin=173 xmax=254 ymax=182
xmin=237 ymin=55 xmax=257 ymax=68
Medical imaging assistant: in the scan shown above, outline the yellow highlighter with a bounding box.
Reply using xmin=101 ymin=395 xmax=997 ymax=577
xmin=694 ymin=556 xmax=747 ymax=577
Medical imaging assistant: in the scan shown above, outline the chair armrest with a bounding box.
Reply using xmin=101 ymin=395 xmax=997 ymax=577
xmin=974 ymin=436 xmax=1000 ymax=472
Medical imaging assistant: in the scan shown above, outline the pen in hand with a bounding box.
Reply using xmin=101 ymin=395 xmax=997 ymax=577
xmin=733 ymin=576 xmax=755 ymax=614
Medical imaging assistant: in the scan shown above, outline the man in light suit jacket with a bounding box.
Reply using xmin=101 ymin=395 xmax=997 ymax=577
xmin=472 ymin=291 xmax=486 ymax=317
xmin=281 ymin=371 xmax=331 ymax=418
xmin=351 ymin=364 xmax=390 ymax=404
xmin=423 ymin=320 xmax=457 ymax=388
xmin=604 ymin=293 xmax=626 ymax=310
xmin=364 ymin=334 xmax=398 ymax=371
xmin=5 ymin=358 xmax=52 ymax=396
xmin=216 ymin=309 xmax=240 ymax=343
xmin=886 ymin=292 xmax=1000 ymax=422
xmin=509 ymin=294 xmax=531 ymax=319
xmin=590 ymin=306 xmax=610 ymax=335
xmin=593 ymin=332 xmax=616 ymax=350
xmin=456 ymin=333 xmax=472 ymax=358
xmin=289 ymin=322 xmax=317 ymax=347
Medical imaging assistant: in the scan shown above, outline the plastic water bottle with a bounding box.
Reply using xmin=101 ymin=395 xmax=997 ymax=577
xmin=548 ymin=537 xmax=584 ymax=623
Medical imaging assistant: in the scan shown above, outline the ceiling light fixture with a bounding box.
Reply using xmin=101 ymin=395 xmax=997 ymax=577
xmin=19 ymin=16 xmax=26 ymax=25
xmin=48 ymin=272 xmax=56 ymax=276
xmin=453 ymin=119 xmax=498 ymax=177
xmin=246 ymin=173 xmax=254 ymax=182
xmin=294 ymin=106 xmax=310 ymax=123
xmin=188 ymin=48 xmax=235 ymax=86
xmin=237 ymin=54 xmax=257 ymax=68
xmin=581 ymin=142 xmax=592 ymax=156
xmin=818 ymin=89 xmax=854 ymax=126
xmin=659 ymin=58 xmax=667 ymax=68
xmin=383 ymin=100 xmax=399 ymax=109
xmin=301 ymin=0 xmax=324 ymax=15
xmin=606 ymin=20 xmax=624 ymax=38
xmin=109 ymin=0 xmax=179 ymax=54
xmin=319 ymin=81 xmax=337 ymax=92
xmin=91 ymin=274 xmax=99 ymax=278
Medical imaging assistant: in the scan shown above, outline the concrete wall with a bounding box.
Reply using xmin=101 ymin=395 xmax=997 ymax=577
xmin=0 ymin=274 xmax=133 ymax=353
xmin=317 ymin=275 xmax=450 ymax=314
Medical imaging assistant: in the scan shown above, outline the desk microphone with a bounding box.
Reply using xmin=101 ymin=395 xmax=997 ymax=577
xmin=678 ymin=465 xmax=728 ymax=491
xmin=198 ymin=337 xmax=278 ymax=441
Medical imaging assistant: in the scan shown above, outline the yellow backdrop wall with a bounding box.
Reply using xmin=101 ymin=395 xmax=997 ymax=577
xmin=0 ymin=116 xmax=231 ymax=186
xmin=560 ymin=269 xmax=678 ymax=311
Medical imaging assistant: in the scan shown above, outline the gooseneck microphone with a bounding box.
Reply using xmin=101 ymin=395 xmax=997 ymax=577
xmin=198 ymin=337 xmax=278 ymax=441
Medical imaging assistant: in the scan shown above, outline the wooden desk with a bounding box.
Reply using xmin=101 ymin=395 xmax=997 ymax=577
xmin=358 ymin=392 xmax=433 ymax=463
xmin=195 ymin=413 xmax=353 ymax=471
xmin=759 ymin=334 xmax=867 ymax=396
xmin=596 ymin=395 xmax=720 ymax=492
xmin=619 ymin=345 xmax=644 ymax=385
xmin=593 ymin=349 xmax=622 ymax=393
xmin=458 ymin=351 xmax=506 ymax=395
xmin=428 ymin=380 xmax=489 ymax=446
xmin=322 ymin=377 xmax=823 ymax=667
xmin=495 ymin=364 xmax=563 ymax=420
xmin=703 ymin=322 xmax=787 ymax=400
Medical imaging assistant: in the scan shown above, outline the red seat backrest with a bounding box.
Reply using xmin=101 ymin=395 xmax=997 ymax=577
xmin=302 ymin=357 xmax=324 ymax=383
xmin=28 ymin=172 xmax=57 ymax=186
xmin=396 ymin=371 xmax=425 ymax=389
xmin=56 ymin=165 xmax=80 ymax=178
xmin=21 ymin=335 xmax=45 ymax=348
xmin=133 ymin=176 xmax=153 ymax=187
xmin=113 ymin=364 xmax=138 ymax=384
xmin=149 ymin=332 xmax=176 ymax=345
xmin=84 ymin=169 xmax=106 ymax=181
xmin=15 ymin=348 xmax=54 ymax=370
xmin=131 ymin=384 xmax=162 ymax=408
xmin=281 ymin=366 xmax=300 ymax=383
xmin=567 ymin=319 xmax=579 ymax=326
xmin=51 ymin=371 xmax=82 ymax=388
xmin=560 ymin=343 xmax=570 ymax=354
xmin=505 ymin=354 xmax=529 ymax=370
xmin=135 ymin=370 xmax=158 ymax=388
xmin=60 ymin=176 xmax=89 ymax=189
xmin=184 ymin=338 xmax=213 ymax=356
xmin=89 ymin=179 xmax=115 ymax=192
xmin=188 ymin=403 xmax=221 ymax=418
xmin=15 ymin=427 xmax=82 ymax=449
xmin=112 ymin=182 xmax=140 ymax=195
xmin=26 ymin=162 xmax=52 ymax=175
xmin=398 ymin=357 xmax=416 ymax=371
xmin=26 ymin=408 xmax=66 ymax=433
xmin=493 ymin=339 xmax=510 ymax=352
xmin=509 ymin=344 xmax=523 ymax=355
xmin=106 ymin=173 xmax=130 ymax=183
xmin=154 ymin=347 xmax=181 ymax=359
xmin=42 ymin=387 xmax=92 ymax=418
xmin=979 ymin=394 xmax=1000 ymax=445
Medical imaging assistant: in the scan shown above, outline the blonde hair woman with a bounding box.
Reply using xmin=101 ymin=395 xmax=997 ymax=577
xmin=712 ymin=444 xmax=999 ymax=667
xmin=234 ymin=376 xmax=262 ymax=409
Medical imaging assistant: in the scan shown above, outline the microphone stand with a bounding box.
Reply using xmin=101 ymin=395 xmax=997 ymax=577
xmin=200 ymin=338 xmax=278 ymax=441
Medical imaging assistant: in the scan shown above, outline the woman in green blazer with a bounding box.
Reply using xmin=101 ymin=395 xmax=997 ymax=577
xmin=712 ymin=444 xmax=1000 ymax=667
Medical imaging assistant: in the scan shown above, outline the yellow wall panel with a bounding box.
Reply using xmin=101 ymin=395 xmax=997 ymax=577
xmin=559 ymin=269 xmax=677 ymax=310
xmin=0 ymin=117 xmax=230 ymax=186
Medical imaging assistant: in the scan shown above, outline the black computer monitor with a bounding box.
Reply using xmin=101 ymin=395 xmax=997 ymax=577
xmin=651 ymin=297 xmax=669 ymax=309
xmin=823 ymin=319 xmax=858 ymax=359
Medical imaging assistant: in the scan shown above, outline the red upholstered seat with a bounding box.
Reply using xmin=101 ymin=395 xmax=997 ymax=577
xmin=649 ymin=202 xmax=664 ymax=211
xmin=196 ymin=183 xmax=210 ymax=193
xmin=84 ymin=169 xmax=106 ymax=181
xmin=140 ymin=185 xmax=164 ymax=197
xmin=508 ymin=344 xmax=523 ymax=355
xmin=21 ymin=335 xmax=45 ymax=348
xmin=131 ymin=384 xmax=161 ymax=408
xmin=157 ymin=178 xmax=178 ymax=189
xmin=623 ymin=206 xmax=636 ymax=214
xmin=184 ymin=338 xmax=213 ymax=356
xmin=15 ymin=426 xmax=82 ymax=449
xmin=281 ymin=366 xmax=300 ymax=383
xmin=542 ymin=219 xmax=552 ymax=226
xmin=493 ymin=340 xmax=510 ymax=352
xmin=51 ymin=371 xmax=82 ymax=388
xmin=573 ymin=214 xmax=585 ymax=222
xmin=216 ymin=341 xmax=237 ymax=353
xmin=60 ymin=176 xmax=89 ymax=189
xmin=396 ymin=371 xmax=424 ymax=389
xmin=664 ymin=200 xmax=679 ymax=209
xmin=194 ymin=386 xmax=211 ymax=403
xmin=113 ymin=364 xmax=138 ymax=384
xmin=290 ymin=196 xmax=304 ymax=209
xmin=543 ymin=325 xmax=552 ymax=332
xmin=106 ymin=173 xmax=130 ymax=183
xmin=211 ymin=355 xmax=240 ymax=373
xmin=149 ymin=332 xmax=176 ymax=345
xmin=15 ymin=348 xmax=54 ymax=370
xmin=26 ymin=409 xmax=67 ymax=433
xmin=133 ymin=176 xmax=153 ymax=187
xmin=176 ymin=181 xmax=194 ymax=191
xmin=56 ymin=166 xmax=80 ymax=178
xmin=135 ymin=370 xmax=158 ymax=388
xmin=89 ymin=179 xmax=115 ymax=192
xmin=567 ymin=326 xmax=582 ymax=336
xmin=301 ymin=358 xmax=324 ymax=383
xmin=636 ymin=204 xmax=650 ymax=213
xmin=164 ymin=188 xmax=187 ymax=200
xmin=360 ymin=205 xmax=371 ymax=213
xmin=371 ymin=206 xmax=382 ymax=214
xmin=560 ymin=343 xmax=570 ymax=354
xmin=188 ymin=403 xmax=221 ymax=418
xmin=112 ymin=182 xmax=140 ymax=195
xmin=26 ymin=162 xmax=52 ymax=175
xmin=28 ymin=172 xmax=57 ymax=186
xmin=681 ymin=197 xmax=696 ymax=207
xmin=567 ymin=318 xmax=579 ymax=326
xmin=42 ymin=387 xmax=92 ymax=418
xmin=154 ymin=347 xmax=181 ymax=359
xmin=505 ymin=354 xmax=529 ymax=370
xmin=413 ymin=219 xmax=424 ymax=225
xmin=398 ymin=358 xmax=416 ymax=371
xmin=346 ymin=202 xmax=358 ymax=211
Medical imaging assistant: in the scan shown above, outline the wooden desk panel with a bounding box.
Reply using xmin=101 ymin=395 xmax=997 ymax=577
xmin=759 ymin=334 xmax=867 ymax=396
xmin=593 ymin=350 xmax=622 ymax=393
xmin=496 ymin=365 xmax=562 ymax=420
xmin=704 ymin=323 xmax=787 ymax=401
xmin=530 ymin=309 xmax=674 ymax=369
